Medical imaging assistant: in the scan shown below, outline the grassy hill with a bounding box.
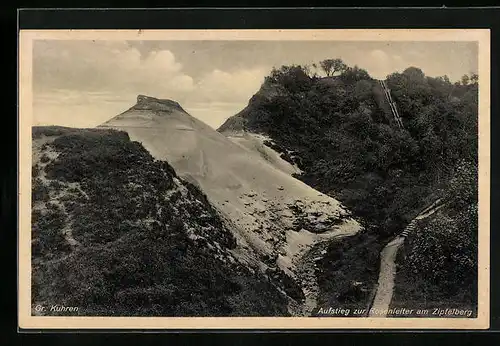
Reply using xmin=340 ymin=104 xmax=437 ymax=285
xmin=219 ymin=64 xmax=478 ymax=313
xmin=31 ymin=126 xmax=289 ymax=316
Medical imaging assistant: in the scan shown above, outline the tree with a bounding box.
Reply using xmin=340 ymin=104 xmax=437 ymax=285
xmin=461 ymin=74 xmax=470 ymax=86
xmin=353 ymin=80 xmax=373 ymax=101
xmin=445 ymin=160 xmax=478 ymax=209
xmin=319 ymin=58 xmax=348 ymax=77
xmin=402 ymin=67 xmax=426 ymax=81
xmin=340 ymin=66 xmax=372 ymax=84
xmin=470 ymin=73 xmax=479 ymax=84
xmin=302 ymin=64 xmax=314 ymax=78
xmin=265 ymin=65 xmax=312 ymax=93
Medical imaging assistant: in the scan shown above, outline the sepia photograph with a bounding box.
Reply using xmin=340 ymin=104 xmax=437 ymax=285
xmin=18 ymin=29 xmax=490 ymax=330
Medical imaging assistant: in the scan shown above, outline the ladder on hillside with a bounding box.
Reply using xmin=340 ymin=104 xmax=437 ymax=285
xmin=379 ymin=80 xmax=404 ymax=129
xmin=400 ymin=199 xmax=444 ymax=238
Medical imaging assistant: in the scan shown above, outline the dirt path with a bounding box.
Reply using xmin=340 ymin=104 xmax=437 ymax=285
xmin=369 ymin=199 xmax=444 ymax=317
xmin=368 ymin=236 xmax=404 ymax=316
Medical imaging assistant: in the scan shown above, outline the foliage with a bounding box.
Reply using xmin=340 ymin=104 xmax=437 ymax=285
xmin=264 ymin=65 xmax=313 ymax=93
xmin=316 ymin=231 xmax=383 ymax=312
xmin=405 ymin=208 xmax=477 ymax=292
xmin=340 ymin=65 xmax=372 ymax=84
xmin=32 ymin=178 xmax=49 ymax=203
xmin=32 ymin=206 xmax=71 ymax=259
xmin=444 ymin=160 xmax=478 ymax=210
xmin=394 ymin=162 xmax=478 ymax=309
xmin=319 ymin=58 xmax=348 ymax=77
xmin=235 ymin=61 xmax=478 ymax=308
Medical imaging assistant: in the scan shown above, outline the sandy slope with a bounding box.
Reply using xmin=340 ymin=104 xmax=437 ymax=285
xmin=225 ymin=132 xmax=302 ymax=176
xmin=99 ymin=95 xmax=362 ymax=306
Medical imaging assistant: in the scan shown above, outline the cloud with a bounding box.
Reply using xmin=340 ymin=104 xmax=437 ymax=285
xmin=34 ymin=89 xmax=134 ymax=127
xmin=393 ymin=55 xmax=403 ymax=63
xmin=178 ymin=67 xmax=267 ymax=128
xmin=194 ymin=67 xmax=267 ymax=103
xmin=33 ymin=41 xmax=267 ymax=128
xmin=33 ymin=40 xmax=193 ymax=99
xmin=345 ymin=49 xmax=414 ymax=79
xmin=184 ymin=101 xmax=246 ymax=129
xmin=33 ymin=40 xmax=196 ymax=126
xmin=370 ymin=49 xmax=390 ymax=63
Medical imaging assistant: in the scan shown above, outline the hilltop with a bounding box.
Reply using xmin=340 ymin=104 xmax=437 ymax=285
xmin=99 ymin=93 xmax=362 ymax=315
xmin=219 ymin=63 xmax=478 ymax=313
xmin=31 ymin=91 xmax=364 ymax=317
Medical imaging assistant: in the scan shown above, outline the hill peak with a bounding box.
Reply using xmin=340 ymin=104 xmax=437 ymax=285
xmin=132 ymin=94 xmax=188 ymax=114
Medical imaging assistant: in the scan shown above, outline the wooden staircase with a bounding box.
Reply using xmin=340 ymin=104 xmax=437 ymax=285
xmin=379 ymin=80 xmax=404 ymax=129
xmin=400 ymin=220 xmax=417 ymax=238
xmin=400 ymin=199 xmax=444 ymax=238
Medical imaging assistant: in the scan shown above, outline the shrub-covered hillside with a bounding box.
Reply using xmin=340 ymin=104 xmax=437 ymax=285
xmin=391 ymin=160 xmax=478 ymax=314
xmin=219 ymin=62 xmax=478 ymax=312
xmin=221 ymin=64 xmax=477 ymax=235
xmin=31 ymin=126 xmax=289 ymax=317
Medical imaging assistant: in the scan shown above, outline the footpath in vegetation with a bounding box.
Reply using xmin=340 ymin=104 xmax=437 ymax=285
xmin=218 ymin=61 xmax=478 ymax=314
xmin=369 ymin=200 xmax=444 ymax=317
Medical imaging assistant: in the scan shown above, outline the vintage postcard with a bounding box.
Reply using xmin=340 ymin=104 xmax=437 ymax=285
xmin=18 ymin=29 xmax=490 ymax=330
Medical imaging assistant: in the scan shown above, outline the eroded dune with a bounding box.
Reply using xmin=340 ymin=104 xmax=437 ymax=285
xmin=100 ymin=95 xmax=362 ymax=276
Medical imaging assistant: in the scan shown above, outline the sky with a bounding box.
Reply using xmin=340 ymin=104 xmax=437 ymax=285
xmin=33 ymin=40 xmax=478 ymax=129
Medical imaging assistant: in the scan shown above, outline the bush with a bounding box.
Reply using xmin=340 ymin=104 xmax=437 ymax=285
xmin=32 ymin=207 xmax=71 ymax=258
xmin=32 ymin=164 xmax=40 ymax=178
xmin=401 ymin=202 xmax=477 ymax=304
xmin=32 ymin=178 xmax=49 ymax=203
xmin=265 ymin=65 xmax=313 ymax=93
xmin=340 ymin=66 xmax=372 ymax=84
